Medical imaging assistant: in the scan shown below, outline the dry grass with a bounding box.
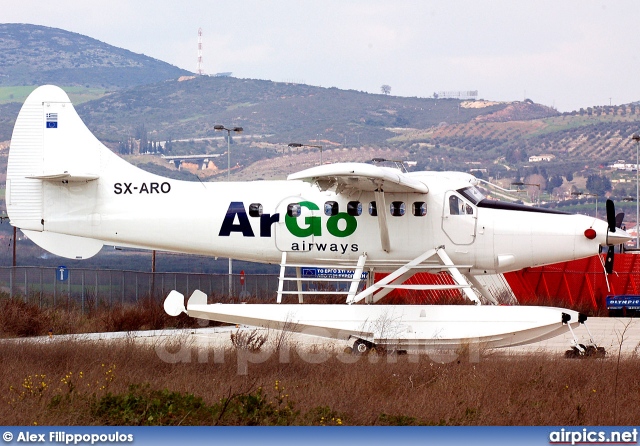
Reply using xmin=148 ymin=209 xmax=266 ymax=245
xmin=2 ymin=338 xmax=640 ymax=426
xmin=0 ymin=297 xmax=205 ymax=338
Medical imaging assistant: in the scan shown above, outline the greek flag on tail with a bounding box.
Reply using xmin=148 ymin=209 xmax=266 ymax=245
xmin=46 ymin=112 xmax=58 ymax=128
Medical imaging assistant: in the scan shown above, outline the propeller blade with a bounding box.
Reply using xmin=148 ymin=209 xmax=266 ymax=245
xmin=606 ymin=199 xmax=616 ymax=233
xmin=605 ymin=245 xmax=615 ymax=274
xmin=616 ymin=212 xmax=625 ymax=229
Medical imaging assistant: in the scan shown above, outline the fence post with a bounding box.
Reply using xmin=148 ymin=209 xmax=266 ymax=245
xmin=68 ymin=270 xmax=71 ymax=308
xmin=81 ymin=270 xmax=85 ymax=314
xmin=95 ymin=270 xmax=98 ymax=310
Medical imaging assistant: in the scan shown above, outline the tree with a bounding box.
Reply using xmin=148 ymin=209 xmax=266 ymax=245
xmin=380 ymin=84 xmax=391 ymax=95
xmin=525 ymin=174 xmax=546 ymax=201
xmin=546 ymin=174 xmax=563 ymax=192
xmin=586 ymin=174 xmax=612 ymax=196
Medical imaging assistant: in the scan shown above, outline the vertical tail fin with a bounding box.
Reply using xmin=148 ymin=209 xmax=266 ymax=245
xmin=7 ymin=85 xmax=104 ymax=258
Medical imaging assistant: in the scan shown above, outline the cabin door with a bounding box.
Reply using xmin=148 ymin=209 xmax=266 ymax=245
xmin=442 ymin=191 xmax=477 ymax=245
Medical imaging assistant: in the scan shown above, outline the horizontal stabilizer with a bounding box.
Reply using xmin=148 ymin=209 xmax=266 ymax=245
xmin=27 ymin=172 xmax=99 ymax=182
xmin=22 ymin=229 xmax=103 ymax=259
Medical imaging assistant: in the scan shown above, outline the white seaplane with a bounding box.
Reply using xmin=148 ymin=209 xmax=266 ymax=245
xmin=6 ymin=85 xmax=631 ymax=354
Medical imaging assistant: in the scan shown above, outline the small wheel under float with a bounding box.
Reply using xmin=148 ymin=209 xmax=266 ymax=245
xmin=352 ymin=338 xmax=376 ymax=355
xmin=565 ymin=344 xmax=606 ymax=359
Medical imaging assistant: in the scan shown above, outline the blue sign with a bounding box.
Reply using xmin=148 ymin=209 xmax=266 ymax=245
xmin=57 ymin=266 xmax=68 ymax=282
xmin=301 ymin=267 xmax=368 ymax=280
xmin=607 ymin=295 xmax=640 ymax=310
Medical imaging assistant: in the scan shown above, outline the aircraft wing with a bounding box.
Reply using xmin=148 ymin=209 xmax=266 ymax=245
xmin=288 ymin=163 xmax=429 ymax=194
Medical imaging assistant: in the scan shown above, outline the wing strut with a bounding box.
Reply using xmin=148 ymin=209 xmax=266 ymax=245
xmin=348 ymin=247 xmax=482 ymax=305
xmin=436 ymin=249 xmax=483 ymax=304
xmin=374 ymin=189 xmax=391 ymax=253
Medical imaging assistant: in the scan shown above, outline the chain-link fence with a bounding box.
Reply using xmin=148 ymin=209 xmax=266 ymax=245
xmin=0 ymin=266 xmax=282 ymax=311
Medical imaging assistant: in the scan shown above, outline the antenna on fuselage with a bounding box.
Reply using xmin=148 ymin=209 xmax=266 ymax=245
xmin=370 ymin=158 xmax=407 ymax=173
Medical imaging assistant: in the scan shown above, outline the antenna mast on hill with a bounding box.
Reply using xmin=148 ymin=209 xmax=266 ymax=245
xmin=197 ymin=28 xmax=204 ymax=75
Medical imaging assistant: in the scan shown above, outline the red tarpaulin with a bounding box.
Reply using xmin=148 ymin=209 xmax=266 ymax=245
xmin=375 ymin=254 xmax=640 ymax=313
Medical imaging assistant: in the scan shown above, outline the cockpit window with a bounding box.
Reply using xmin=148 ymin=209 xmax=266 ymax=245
xmin=449 ymin=194 xmax=474 ymax=215
xmin=457 ymin=186 xmax=485 ymax=205
xmin=449 ymin=195 xmax=461 ymax=215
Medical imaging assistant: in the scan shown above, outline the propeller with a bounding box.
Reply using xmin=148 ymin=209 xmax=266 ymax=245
xmin=616 ymin=212 xmax=625 ymax=230
xmin=606 ymin=199 xmax=616 ymax=232
xmin=604 ymin=199 xmax=623 ymax=274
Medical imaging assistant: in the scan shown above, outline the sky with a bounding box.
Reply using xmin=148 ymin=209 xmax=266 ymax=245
xmin=4 ymin=0 xmax=640 ymax=112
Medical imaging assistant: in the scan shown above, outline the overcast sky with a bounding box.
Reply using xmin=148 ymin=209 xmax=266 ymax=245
xmin=5 ymin=0 xmax=640 ymax=112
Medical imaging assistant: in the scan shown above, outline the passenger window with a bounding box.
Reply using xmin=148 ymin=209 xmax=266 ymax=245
xmin=249 ymin=203 xmax=263 ymax=217
xmin=413 ymin=202 xmax=427 ymax=217
xmin=390 ymin=201 xmax=406 ymax=217
xmin=347 ymin=201 xmax=362 ymax=216
xmin=369 ymin=201 xmax=377 ymax=216
xmin=287 ymin=203 xmax=301 ymax=218
xmin=324 ymin=201 xmax=338 ymax=216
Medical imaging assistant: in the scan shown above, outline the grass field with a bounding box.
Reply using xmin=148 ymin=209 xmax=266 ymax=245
xmin=0 ymin=86 xmax=106 ymax=104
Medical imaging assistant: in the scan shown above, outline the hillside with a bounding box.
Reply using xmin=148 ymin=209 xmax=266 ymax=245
xmin=74 ymin=75 xmax=513 ymax=145
xmin=0 ymin=24 xmax=190 ymax=88
xmin=391 ymin=107 xmax=640 ymax=168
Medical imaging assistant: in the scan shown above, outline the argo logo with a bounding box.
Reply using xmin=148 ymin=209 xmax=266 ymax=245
xmin=218 ymin=201 xmax=358 ymax=238
xmin=285 ymin=201 xmax=357 ymax=238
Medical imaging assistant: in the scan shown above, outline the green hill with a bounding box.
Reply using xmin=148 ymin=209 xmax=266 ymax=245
xmin=75 ymin=75 xmax=515 ymax=145
xmin=0 ymin=24 xmax=190 ymax=89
